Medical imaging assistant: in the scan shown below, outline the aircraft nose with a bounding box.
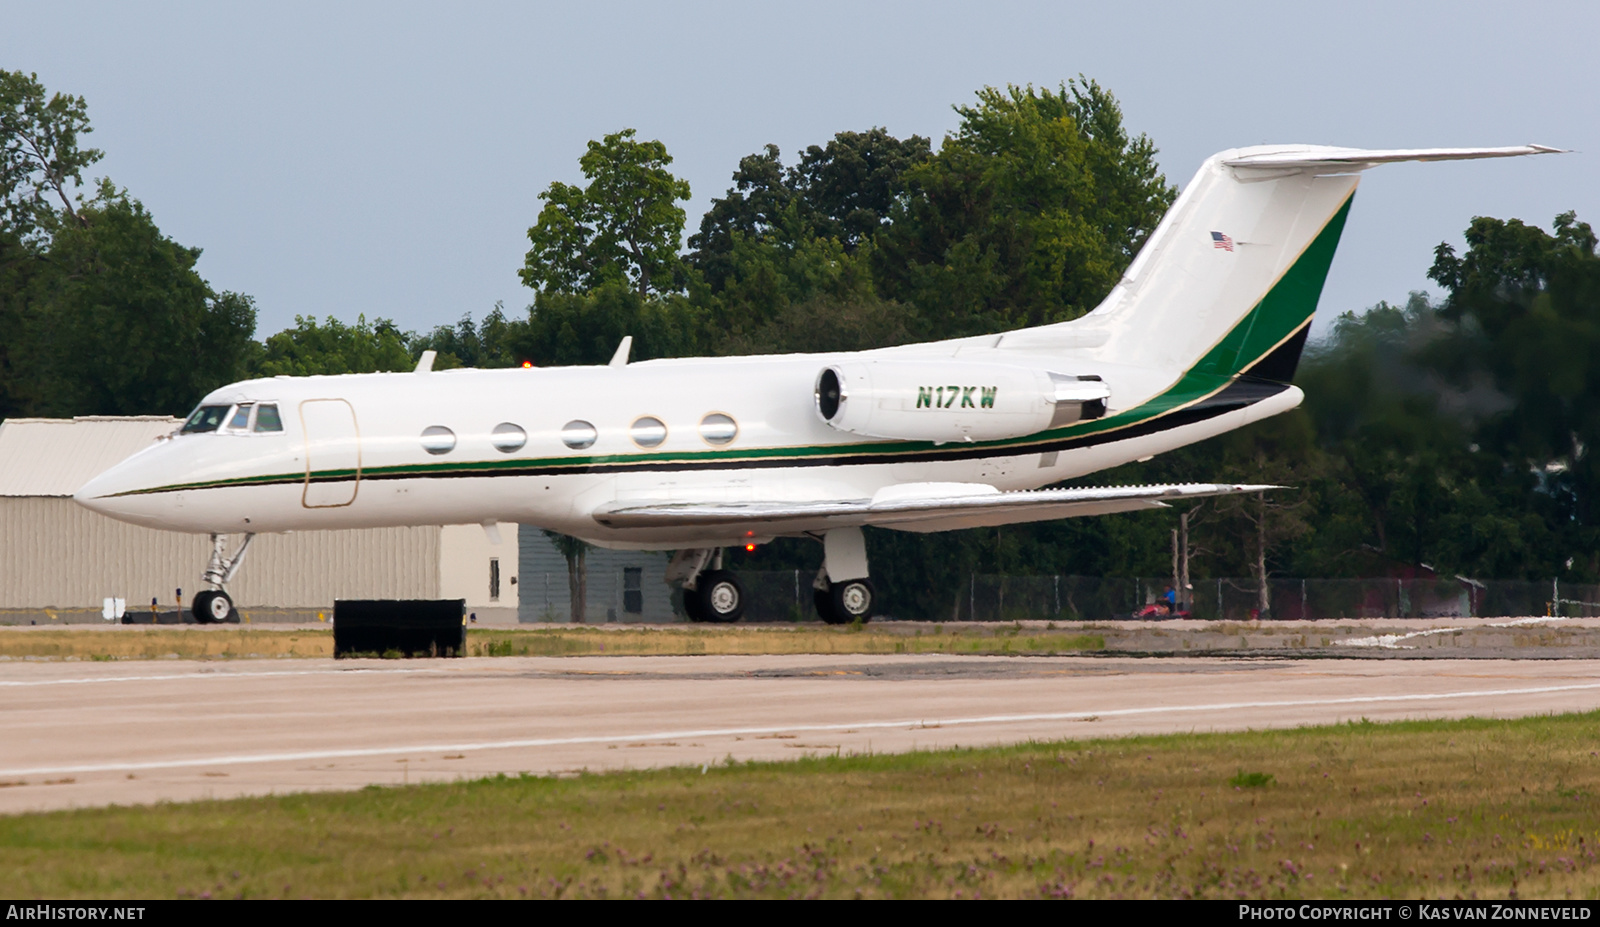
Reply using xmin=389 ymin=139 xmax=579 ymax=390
xmin=72 ymin=442 xmax=182 ymax=528
xmin=74 ymin=460 xmax=142 ymax=518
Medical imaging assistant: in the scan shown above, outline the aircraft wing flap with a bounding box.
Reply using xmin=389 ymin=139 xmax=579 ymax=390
xmin=591 ymin=482 xmax=1277 ymax=533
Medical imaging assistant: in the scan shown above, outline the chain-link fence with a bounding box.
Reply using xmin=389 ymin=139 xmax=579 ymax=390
xmin=517 ymin=570 xmax=1596 ymax=622
xmin=953 ymin=575 xmax=1594 ymax=622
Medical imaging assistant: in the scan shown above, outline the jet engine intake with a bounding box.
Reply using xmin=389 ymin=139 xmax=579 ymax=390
xmin=814 ymin=362 xmax=1109 ymax=443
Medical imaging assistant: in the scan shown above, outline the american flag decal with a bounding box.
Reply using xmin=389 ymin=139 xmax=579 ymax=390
xmin=1211 ymin=231 xmax=1234 ymax=252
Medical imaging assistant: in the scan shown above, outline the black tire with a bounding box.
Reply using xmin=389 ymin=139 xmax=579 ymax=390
xmin=814 ymin=588 xmax=844 ymax=625
xmin=696 ymin=570 xmax=745 ymax=623
xmin=829 ymin=578 xmax=875 ymax=624
xmin=192 ymin=589 xmax=234 ymax=624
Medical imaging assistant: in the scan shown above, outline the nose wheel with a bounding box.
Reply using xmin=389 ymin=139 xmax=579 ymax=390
xmin=193 ymin=532 xmax=252 ymax=624
xmin=192 ymin=589 xmax=237 ymax=624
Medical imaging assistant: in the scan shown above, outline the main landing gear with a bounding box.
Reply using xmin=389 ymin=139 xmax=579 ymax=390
xmin=193 ymin=533 xmax=254 ymax=624
xmin=811 ymin=526 xmax=874 ymax=625
xmin=668 ymin=549 xmax=746 ymax=623
xmin=668 ymin=527 xmax=877 ymax=624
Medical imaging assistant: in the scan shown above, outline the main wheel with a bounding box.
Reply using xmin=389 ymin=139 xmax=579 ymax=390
xmin=695 ymin=570 xmax=745 ymax=623
xmin=192 ymin=589 xmax=234 ymax=624
xmin=829 ymin=578 xmax=875 ymax=624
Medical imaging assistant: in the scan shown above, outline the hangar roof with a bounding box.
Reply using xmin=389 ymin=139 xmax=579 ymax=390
xmin=0 ymin=416 xmax=181 ymax=497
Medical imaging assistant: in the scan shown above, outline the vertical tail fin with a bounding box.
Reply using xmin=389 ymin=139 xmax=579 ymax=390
xmin=1001 ymin=144 xmax=1558 ymax=383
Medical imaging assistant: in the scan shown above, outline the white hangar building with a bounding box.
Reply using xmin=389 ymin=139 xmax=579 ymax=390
xmin=0 ymin=416 xmax=519 ymax=624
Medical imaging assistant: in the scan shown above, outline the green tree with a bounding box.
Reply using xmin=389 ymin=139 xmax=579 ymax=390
xmin=686 ymin=129 xmax=930 ymax=354
xmin=510 ymin=284 xmax=703 ymax=367
xmin=255 ymin=314 xmax=412 ymax=377
xmin=0 ymin=69 xmax=104 ymax=416
xmin=544 ymin=531 xmax=591 ymax=622
xmin=410 ymin=303 xmax=527 ymax=369
xmin=26 ymin=182 xmax=256 ymax=415
xmin=875 ymin=79 xmax=1176 ymax=337
xmin=1425 ymin=211 xmax=1600 ymax=577
xmin=0 ymin=69 xmax=100 ymax=243
xmin=521 ymin=129 xmax=691 ymax=298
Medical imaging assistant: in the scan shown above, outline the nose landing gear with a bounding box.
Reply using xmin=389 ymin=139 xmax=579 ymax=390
xmin=193 ymin=533 xmax=254 ymax=624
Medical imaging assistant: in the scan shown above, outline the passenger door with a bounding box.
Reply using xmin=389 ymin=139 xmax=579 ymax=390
xmin=300 ymin=399 xmax=362 ymax=508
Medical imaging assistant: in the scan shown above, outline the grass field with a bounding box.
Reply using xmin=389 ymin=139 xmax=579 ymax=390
xmin=4 ymin=713 xmax=1599 ymax=899
xmin=0 ymin=625 xmax=1105 ymax=661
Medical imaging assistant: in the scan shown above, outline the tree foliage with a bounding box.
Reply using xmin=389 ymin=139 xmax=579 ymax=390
xmin=256 ymin=314 xmax=413 ymax=377
xmin=874 ymin=80 xmax=1176 ymax=336
xmin=520 ymin=129 xmax=691 ymax=299
xmin=0 ymin=69 xmax=100 ymax=243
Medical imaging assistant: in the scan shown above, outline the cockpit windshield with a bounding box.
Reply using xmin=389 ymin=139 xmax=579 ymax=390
xmin=181 ymin=405 xmax=232 ymax=434
xmin=254 ymin=404 xmax=283 ymax=433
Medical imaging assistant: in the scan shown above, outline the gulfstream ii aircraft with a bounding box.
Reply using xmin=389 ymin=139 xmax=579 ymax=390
xmin=75 ymin=143 xmax=1557 ymax=624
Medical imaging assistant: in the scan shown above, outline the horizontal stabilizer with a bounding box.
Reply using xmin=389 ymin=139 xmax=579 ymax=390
xmin=1222 ymin=145 xmax=1562 ymax=171
xmin=592 ymin=482 xmax=1277 ymax=535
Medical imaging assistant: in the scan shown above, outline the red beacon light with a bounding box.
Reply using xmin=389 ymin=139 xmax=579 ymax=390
xmin=521 ymin=360 xmax=533 ymax=368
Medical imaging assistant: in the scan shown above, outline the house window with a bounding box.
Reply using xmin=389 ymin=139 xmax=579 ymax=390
xmin=489 ymin=558 xmax=501 ymax=602
xmin=624 ymin=567 xmax=643 ymax=614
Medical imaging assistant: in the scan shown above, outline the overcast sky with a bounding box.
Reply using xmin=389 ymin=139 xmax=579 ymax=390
xmin=5 ymin=1 xmax=1595 ymax=340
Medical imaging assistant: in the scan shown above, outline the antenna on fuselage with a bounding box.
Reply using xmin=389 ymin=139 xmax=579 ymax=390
xmin=414 ymin=350 xmax=436 ymax=374
xmin=609 ymin=336 xmax=633 ymax=368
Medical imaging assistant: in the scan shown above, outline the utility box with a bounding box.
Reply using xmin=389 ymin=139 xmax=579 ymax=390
xmin=333 ymin=599 xmax=467 ymax=658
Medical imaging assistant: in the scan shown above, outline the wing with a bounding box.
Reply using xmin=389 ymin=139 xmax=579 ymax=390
xmin=592 ymin=482 xmax=1277 ymax=535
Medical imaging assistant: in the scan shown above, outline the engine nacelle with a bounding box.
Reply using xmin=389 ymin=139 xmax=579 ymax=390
xmin=814 ymin=361 xmax=1109 ymax=443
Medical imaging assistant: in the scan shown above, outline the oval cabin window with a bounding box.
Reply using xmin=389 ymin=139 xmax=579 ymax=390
xmin=699 ymin=412 xmax=738 ymax=446
xmin=420 ymin=425 xmax=456 ymax=455
xmin=630 ymin=416 xmax=667 ymax=448
xmin=561 ymin=420 xmax=597 ymax=450
xmin=491 ymin=422 xmax=527 ymax=453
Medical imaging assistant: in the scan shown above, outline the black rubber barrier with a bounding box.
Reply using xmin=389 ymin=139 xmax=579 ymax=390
xmin=121 ymin=610 xmax=228 ymax=625
xmin=333 ymin=599 xmax=467 ymax=658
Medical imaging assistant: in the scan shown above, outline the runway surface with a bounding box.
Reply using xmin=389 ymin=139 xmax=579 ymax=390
xmin=4 ymin=653 xmax=1600 ymax=813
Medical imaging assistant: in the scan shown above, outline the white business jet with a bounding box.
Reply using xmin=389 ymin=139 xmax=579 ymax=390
xmin=74 ymin=144 xmax=1557 ymax=624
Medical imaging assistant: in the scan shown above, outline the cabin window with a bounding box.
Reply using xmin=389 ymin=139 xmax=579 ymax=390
xmin=491 ymin=422 xmax=527 ymax=453
xmin=181 ymin=405 xmax=232 ymax=434
xmin=630 ymin=416 xmax=667 ymax=448
xmin=420 ymin=425 xmax=456 ymax=455
xmin=228 ymin=403 xmax=254 ymax=431
xmin=561 ymin=420 xmax=597 ymax=450
xmin=254 ymin=404 xmax=283 ymax=433
xmin=699 ymin=412 xmax=738 ymax=446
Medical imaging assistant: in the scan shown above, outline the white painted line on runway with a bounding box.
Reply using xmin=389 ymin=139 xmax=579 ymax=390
xmin=0 ymin=667 xmax=447 ymax=687
xmin=5 ymin=681 xmax=1600 ymax=779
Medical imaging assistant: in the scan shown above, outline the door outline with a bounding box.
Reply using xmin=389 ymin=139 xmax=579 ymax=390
xmin=299 ymin=398 xmax=362 ymax=508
